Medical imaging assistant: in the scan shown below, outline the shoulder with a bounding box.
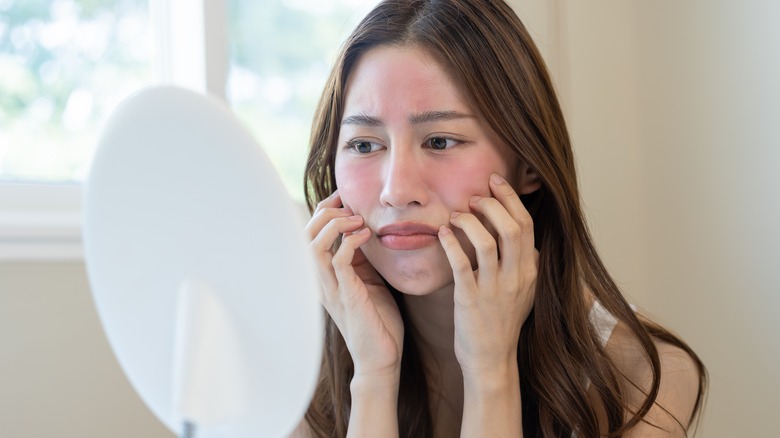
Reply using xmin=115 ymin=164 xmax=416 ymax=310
xmin=287 ymin=418 xmax=314 ymax=438
xmin=604 ymin=320 xmax=702 ymax=436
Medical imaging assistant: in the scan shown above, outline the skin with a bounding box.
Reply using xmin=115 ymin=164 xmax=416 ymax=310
xmin=298 ymin=44 xmax=700 ymax=437
xmin=332 ymin=45 xmax=521 ymax=296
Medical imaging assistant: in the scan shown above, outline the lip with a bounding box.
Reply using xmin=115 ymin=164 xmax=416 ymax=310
xmin=377 ymin=222 xmax=440 ymax=250
xmin=377 ymin=222 xmax=440 ymax=236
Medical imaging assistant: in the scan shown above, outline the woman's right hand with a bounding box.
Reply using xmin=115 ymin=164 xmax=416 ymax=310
xmin=306 ymin=190 xmax=405 ymax=381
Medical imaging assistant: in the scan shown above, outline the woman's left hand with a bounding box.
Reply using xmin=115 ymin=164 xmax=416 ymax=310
xmin=438 ymin=173 xmax=539 ymax=377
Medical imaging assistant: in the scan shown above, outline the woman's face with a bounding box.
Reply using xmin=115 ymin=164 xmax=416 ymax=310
xmin=334 ymin=45 xmax=518 ymax=295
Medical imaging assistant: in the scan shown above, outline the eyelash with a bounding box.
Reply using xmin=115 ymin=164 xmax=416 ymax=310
xmin=345 ymin=139 xmax=383 ymax=154
xmin=344 ymin=136 xmax=463 ymax=154
xmin=423 ymin=136 xmax=460 ymax=150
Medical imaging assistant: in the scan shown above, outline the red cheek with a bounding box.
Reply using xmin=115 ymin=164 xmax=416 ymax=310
xmin=427 ymin=160 xmax=498 ymax=209
xmin=335 ymin=153 xmax=508 ymax=213
xmin=334 ymin=160 xmax=380 ymax=211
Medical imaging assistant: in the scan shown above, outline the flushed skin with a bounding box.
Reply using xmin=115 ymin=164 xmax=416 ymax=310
xmin=299 ymin=1 xmax=707 ymax=437
xmin=335 ymin=46 xmax=524 ymax=296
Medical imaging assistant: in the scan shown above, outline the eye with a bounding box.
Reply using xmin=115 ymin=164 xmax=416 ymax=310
xmin=425 ymin=136 xmax=457 ymax=150
xmin=347 ymin=139 xmax=382 ymax=153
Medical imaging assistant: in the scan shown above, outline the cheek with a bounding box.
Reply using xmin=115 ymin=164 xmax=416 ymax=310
xmin=334 ymin=159 xmax=379 ymax=212
xmin=429 ymin=159 xmax=504 ymax=209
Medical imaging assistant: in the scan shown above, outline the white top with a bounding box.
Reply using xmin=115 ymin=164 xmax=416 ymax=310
xmin=572 ymin=300 xmax=636 ymax=437
xmin=589 ymin=299 xmax=620 ymax=347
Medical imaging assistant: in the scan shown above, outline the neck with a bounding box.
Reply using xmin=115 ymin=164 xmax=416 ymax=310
xmin=402 ymin=284 xmax=464 ymax=435
xmin=402 ymin=284 xmax=459 ymax=372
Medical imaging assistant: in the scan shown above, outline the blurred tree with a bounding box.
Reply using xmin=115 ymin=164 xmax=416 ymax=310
xmin=227 ymin=0 xmax=376 ymax=199
xmin=0 ymin=0 xmax=150 ymax=181
xmin=0 ymin=0 xmax=375 ymax=188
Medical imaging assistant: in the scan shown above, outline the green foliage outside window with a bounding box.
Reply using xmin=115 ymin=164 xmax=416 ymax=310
xmin=0 ymin=0 xmax=151 ymax=182
xmin=227 ymin=0 xmax=374 ymax=200
xmin=0 ymin=0 xmax=374 ymax=197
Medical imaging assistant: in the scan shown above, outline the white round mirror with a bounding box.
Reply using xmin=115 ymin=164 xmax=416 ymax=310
xmin=83 ymin=86 xmax=322 ymax=437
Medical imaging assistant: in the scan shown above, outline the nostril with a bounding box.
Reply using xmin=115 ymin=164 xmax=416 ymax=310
xmin=379 ymin=156 xmax=430 ymax=207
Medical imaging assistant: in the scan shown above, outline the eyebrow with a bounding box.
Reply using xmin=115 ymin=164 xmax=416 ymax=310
xmin=341 ymin=114 xmax=383 ymax=127
xmin=410 ymin=110 xmax=476 ymax=124
xmin=341 ymin=110 xmax=476 ymax=126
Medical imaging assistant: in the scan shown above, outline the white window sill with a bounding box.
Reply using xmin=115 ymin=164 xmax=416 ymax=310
xmin=0 ymin=182 xmax=83 ymax=262
xmin=0 ymin=181 xmax=311 ymax=262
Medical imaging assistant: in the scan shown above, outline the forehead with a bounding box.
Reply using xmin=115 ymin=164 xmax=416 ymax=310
xmin=343 ymin=45 xmax=472 ymax=116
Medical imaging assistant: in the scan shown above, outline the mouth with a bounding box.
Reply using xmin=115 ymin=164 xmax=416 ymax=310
xmin=376 ymin=222 xmax=440 ymax=251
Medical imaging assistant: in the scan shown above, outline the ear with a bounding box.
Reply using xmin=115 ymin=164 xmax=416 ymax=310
xmin=515 ymin=162 xmax=542 ymax=195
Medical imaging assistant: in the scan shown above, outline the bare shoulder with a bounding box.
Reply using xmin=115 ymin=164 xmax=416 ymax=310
xmin=604 ymin=320 xmax=702 ymax=436
xmin=287 ymin=418 xmax=314 ymax=438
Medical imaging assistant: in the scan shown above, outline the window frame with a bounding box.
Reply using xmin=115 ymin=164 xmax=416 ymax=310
xmin=0 ymin=183 xmax=83 ymax=261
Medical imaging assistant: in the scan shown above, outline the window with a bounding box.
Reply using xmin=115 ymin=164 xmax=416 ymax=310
xmin=227 ymin=0 xmax=377 ymax=200
xmin=0 ymin=0 xmax=378 ymax=260
xmin=0 ymin=0 xmax=152 ymax=260
xmin=0 ymin=0 xmax=152 ymax=182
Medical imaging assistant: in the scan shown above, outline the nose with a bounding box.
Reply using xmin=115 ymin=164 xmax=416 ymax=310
xmin=379 ymin=146 xmax=429 ymax=208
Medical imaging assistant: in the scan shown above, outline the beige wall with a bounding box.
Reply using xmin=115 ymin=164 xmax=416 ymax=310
xmin=0 ymin=263 xmax=171 ymax=437
xmin=553 ymin=0 xmax=780 ymax=436
xmin=635 ymin=2 xmax=780 ymax=435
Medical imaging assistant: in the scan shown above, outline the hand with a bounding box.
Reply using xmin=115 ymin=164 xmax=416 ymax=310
xmin=305 ymin=190 xmax=405 ymax=380
xmin=438 ymin=174 xmax=538 ymax=376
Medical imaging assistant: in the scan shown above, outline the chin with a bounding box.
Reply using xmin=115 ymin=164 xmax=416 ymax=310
xmin=385 ymin=275 xmax=451 ymax=296
xmin=361 ymin=241 xmax=459 ymax=296
xmin=371 ymin=257 xmax=454 ymax=296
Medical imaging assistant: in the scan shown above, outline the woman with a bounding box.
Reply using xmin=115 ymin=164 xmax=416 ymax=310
xmin=298 ymin=0 xmax=706 ymax=436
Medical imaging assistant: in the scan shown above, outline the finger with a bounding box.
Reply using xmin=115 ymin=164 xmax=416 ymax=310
xmin=488 ymin=173 xmax=536 ymax=262
xmin=305 ymin=192 xmax=353 ymax=241
xmin=488 ymin=174 xmax=533 ymax=230
xmin=305 ymin=207 xmax=355 ymax=241
xmin=468 ymin=195 xmax=524 ymax=268
xmin=448 ymin=211 xmax=498 ymax=281
xmin=310 ymin=216 xmax=365 ymax=295
xmin=310 ymin=215 xmax=364 ymax=253
xmin=437 ymin=225 xmax=478 ymax=296
xmin=331 ymin=227 xmax=372 ymax=303
xmin=315 ymin=263 xmax=338 ymax=309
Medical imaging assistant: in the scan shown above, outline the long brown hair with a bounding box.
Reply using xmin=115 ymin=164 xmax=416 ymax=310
xmin=303 ymin=1 xmax=706 ymax=436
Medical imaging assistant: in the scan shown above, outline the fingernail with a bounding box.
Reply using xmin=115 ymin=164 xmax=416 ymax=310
xmin=450 ymin=211 xmax=461 ymax=219
xmin=490 ymin=174 xmax=506 ymax=185
xmin=439 ymin=226 xmax=452 ymax=236
xmin=357 ymin=227 xmax=370 ymax=234
xmin=469 ymin=195 xmax=482 ymax=204
xmin=348 ymin=215 xmax=362 ymax=221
